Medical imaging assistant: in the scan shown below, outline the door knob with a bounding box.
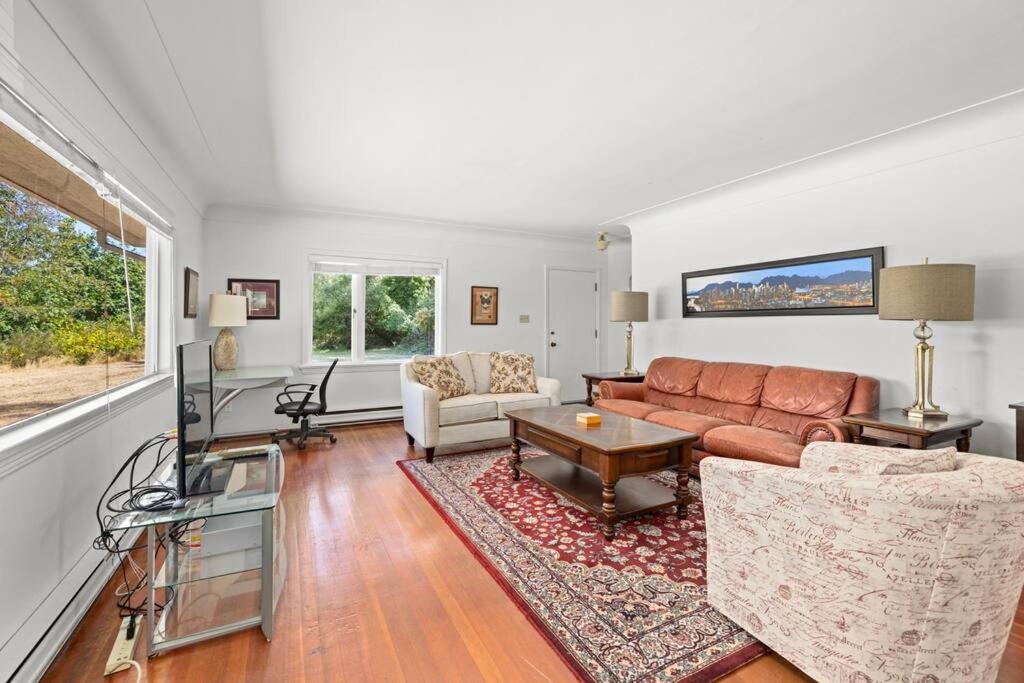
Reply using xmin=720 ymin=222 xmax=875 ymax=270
xmin=550 ymin=342 xmax=557 ymax=347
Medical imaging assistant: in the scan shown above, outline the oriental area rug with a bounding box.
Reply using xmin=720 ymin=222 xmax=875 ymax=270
xmin=397 ymin=447 xmax=766 ymax=683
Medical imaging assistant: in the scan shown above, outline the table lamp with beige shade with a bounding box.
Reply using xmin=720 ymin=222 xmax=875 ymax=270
xmin=208 ymin=293 xmax=248 ymax=370
xmin=878 ymin=259 xmax=975 ymax=419
xmin=610 ymin=290 xmax=648 ymax=376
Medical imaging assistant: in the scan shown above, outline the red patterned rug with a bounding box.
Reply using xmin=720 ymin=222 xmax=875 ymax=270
xmin=397 ymin=447 xmax=767 ymax=682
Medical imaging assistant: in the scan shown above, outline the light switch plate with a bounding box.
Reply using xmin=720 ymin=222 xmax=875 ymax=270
xmin=519 ymin=314 xmax=530 ymax=323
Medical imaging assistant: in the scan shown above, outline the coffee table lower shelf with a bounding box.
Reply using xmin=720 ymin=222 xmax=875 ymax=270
xmin=519 ymin=455 xmax=683 ymax=526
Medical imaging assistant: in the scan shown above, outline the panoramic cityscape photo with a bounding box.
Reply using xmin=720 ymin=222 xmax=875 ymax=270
xmin=684 ymin=254 xmax=876 ymax=314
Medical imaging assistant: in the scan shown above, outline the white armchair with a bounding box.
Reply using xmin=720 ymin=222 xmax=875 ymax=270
xmin=701 ymin=442 xmax=1024 ymax=683
xmin=400 ymin=352 xmax=560 ymax=462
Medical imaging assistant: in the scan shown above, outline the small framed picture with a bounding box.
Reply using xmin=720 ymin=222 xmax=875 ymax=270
xmin=228 ymin=278 xmax=281 ymax=319
xmin=183 ymin=267 xmax=199 ymax=319
xmin=471 ymin=286 xmax=498 ymax=325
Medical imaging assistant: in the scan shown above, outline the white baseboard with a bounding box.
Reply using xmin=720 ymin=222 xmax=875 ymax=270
xmin=214 ymin=408 xmax=403 ymax=440
xmin=5 ymin=529 xmax=141 ymax=683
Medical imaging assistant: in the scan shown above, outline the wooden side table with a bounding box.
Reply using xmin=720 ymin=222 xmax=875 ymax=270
xmin=1011 ymin=402 xmax=1023 ymax=461
xmin=842 ymin=409 xmax=982 ymax=451
xmin=581 ymin=371 xmax=645 ymax=407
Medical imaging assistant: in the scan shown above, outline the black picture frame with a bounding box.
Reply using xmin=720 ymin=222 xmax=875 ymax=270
xmin=183 ymin=267 xmax=199 ymax=319
xmin=228 ymin=278 xmax=281 ymax=320
xmin=681 ymin=247 xmax=884 ymax=318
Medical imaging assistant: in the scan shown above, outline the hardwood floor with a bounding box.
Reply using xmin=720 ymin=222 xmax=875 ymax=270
xmin=43 ymin=421 xmax=1024 ymax=682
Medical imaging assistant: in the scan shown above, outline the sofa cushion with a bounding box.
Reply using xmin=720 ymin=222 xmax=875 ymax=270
xmin=760 ymin=365 xmax=857 ymax=419
xmin=801 ymin=442 xmax=958 ymax=475
xmin=645 ymin=357 xmax=705 ymax=396
xmin=481 ymin=392 xmax=551 ymax=417
xmin=467 ymin=350 xmax=516 ymax=394
xmin=594 ymin=399 xmax=667 ymax=420
xmin=750 ymin=407 xmax=820 ymax=436
xmin=696 ymin=362 xmax=771 ymax=405
xmin=646 ymin=410 xmax=736 ymax=448
xmin=468 ymin=352 xmax=491 ymax=394
xmin=645 ymin=392 xmax=758 ymax=425
xmin=702 ymin=425 xmax=803 ymax=467
xmin=411 ymin=356 xmax=471 ymax=400
xmin=414 ymin=351 xmax=475 ymax=391
xmin=438 ymin=394 xmax=498 ymax=426
xmin=489 ymin=352 xmax=538 ymax=393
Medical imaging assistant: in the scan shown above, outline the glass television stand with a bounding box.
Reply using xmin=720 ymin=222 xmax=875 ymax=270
xmin=109 ymin=445 xmax=286 ymax=656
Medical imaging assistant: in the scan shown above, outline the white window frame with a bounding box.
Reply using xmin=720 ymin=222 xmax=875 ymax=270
xmin=302 ymin=250 xmax=447 ymax=369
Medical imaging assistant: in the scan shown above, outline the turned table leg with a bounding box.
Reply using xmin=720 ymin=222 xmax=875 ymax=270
xmin=676 ymin=468 xmax=688 ymax=519
xmin=510 ymin=438 xmax=522 ymax=481
xmin=601 ymin=480 xmax=617 ymax=541
xmin=585 ymin=378 xmax=595 ymax=407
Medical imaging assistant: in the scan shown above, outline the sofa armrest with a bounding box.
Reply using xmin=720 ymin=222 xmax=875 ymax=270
xmin=535 ymin=376 xmax=561 ymax=406
xmin=799 ymin=418 xmax=851 ymax=445
xmin=598 ymin=380 xmax=645 ymax=401
xmin=400 ymin=362 xmax=440 ymax=448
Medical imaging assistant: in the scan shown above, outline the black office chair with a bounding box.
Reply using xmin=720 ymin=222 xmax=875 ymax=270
xmin=272 ymin=359 xmax=339 ymax=449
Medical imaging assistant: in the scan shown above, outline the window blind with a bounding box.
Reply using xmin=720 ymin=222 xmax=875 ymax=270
xmin=311 ymin=257 xmax=442 ymax=277
xmin=0 ymin=75 xmax=172 ymax=237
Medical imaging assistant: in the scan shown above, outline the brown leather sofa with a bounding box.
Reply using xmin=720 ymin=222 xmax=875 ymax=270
xmin=597 ymin=357 xmax=879 ymax=468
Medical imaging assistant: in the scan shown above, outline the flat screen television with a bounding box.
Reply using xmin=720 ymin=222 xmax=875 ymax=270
xmin=175 ymin=340 xmax=229 ymax=497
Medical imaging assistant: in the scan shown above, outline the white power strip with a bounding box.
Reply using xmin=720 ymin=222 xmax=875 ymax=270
xmin=104 ymin=616 xmax=139 ymax=676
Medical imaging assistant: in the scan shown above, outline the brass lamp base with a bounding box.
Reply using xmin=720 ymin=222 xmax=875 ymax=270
xmin=903 ymin=406 xmax=949 ymax=420
xmin=903 ymin=320 xmax=947 ymax=421
xmin=621 ymin=321 xmax=639 ymax=375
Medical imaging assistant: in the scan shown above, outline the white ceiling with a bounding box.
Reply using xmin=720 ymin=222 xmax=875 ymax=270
xmin=45 ymin=0 xmax=1024 ymax=235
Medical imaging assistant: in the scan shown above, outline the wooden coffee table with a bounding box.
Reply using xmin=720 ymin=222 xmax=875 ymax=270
xmin=506 ymin=405 xmax=697 ymax=541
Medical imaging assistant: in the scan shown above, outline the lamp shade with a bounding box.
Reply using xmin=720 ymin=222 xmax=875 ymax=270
xmin=208 ymin=293 xmax=249 ymax=327
xmin=610 ymin=291 xmax=649 ymax=322
xmin=878 ymin=263 xmax=975 ymax=321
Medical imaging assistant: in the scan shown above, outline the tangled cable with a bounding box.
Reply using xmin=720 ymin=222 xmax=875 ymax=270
xmin=92 ymin=432 xmax=198 ymax=621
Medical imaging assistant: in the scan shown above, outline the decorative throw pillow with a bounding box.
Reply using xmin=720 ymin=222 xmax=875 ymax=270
xmin=802 ymin=442 xmax=957 ymax=475
xmin=411 ymin=356 xmax=471 ymax=400
xmin=489 ymin=352 xmax=537 ymax=393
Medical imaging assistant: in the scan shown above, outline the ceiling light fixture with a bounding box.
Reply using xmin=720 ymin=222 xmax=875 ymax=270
xmin=595 ymin=231 xmax=609 ymax=251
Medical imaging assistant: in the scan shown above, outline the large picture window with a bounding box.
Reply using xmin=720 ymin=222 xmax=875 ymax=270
xmin=0 ymin=120 xmax=156 ymax=429
xmin=309 ymin=257 xmax=443 ymax=364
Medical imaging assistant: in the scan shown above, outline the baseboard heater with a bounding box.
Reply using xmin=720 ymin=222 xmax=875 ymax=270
xmin=212 ymin=406 xmax=403 ymax=441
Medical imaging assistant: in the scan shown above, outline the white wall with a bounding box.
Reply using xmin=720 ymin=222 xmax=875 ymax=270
xmin=0 ymin=2 xmax=206 ymax=678
xmin=603 ymin=238 xmax=633 ymax=371
xmin=626 ymin=92 xmax=1024 ymax=457
xmin=203 ymin=206 xmax=607 ymax=433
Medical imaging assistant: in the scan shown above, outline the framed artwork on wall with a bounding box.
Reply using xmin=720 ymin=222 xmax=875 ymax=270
xmin=183 ymin=267 xmax=199 ymax=319
xmin=228 ymin=278 xmax=281 ymax=319
xmin=471 ymin=286 xmax=498 ymax=324
xmin=681 ymin=247 xmax=884 ymax=317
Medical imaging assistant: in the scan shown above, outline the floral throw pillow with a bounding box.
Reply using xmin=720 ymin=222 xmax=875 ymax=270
xmin=489 ymin=352 xmax=537 ymax=393
xmin=411 ymin=356 xmax=470 ymax=400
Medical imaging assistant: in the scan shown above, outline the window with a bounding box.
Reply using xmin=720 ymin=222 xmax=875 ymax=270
xmin=0 ymin=119 xmax=158 ymax=430
xmin=309 ymin=256 xmax=443 ymax=364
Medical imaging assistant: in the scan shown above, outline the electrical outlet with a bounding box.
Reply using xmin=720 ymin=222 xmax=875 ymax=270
xmin=519 ymin=314 xmax=530 ymax=323
xmin=104 ymin=616 xmax=139 ymax=676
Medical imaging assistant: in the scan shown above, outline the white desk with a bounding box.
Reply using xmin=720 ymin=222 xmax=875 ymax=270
xmin=213 ymin=365 xmax=294 ymax=418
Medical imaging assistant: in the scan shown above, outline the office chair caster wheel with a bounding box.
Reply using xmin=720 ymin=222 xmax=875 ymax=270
xmin=329 ymin=435 xmax=338 ymax=444
xmin=297 ymin=439 xmax=306 ymax=450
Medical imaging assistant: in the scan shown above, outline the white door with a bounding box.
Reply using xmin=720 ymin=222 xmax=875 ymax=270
xmin=547 ymin=268 xmax=599 ymax=402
